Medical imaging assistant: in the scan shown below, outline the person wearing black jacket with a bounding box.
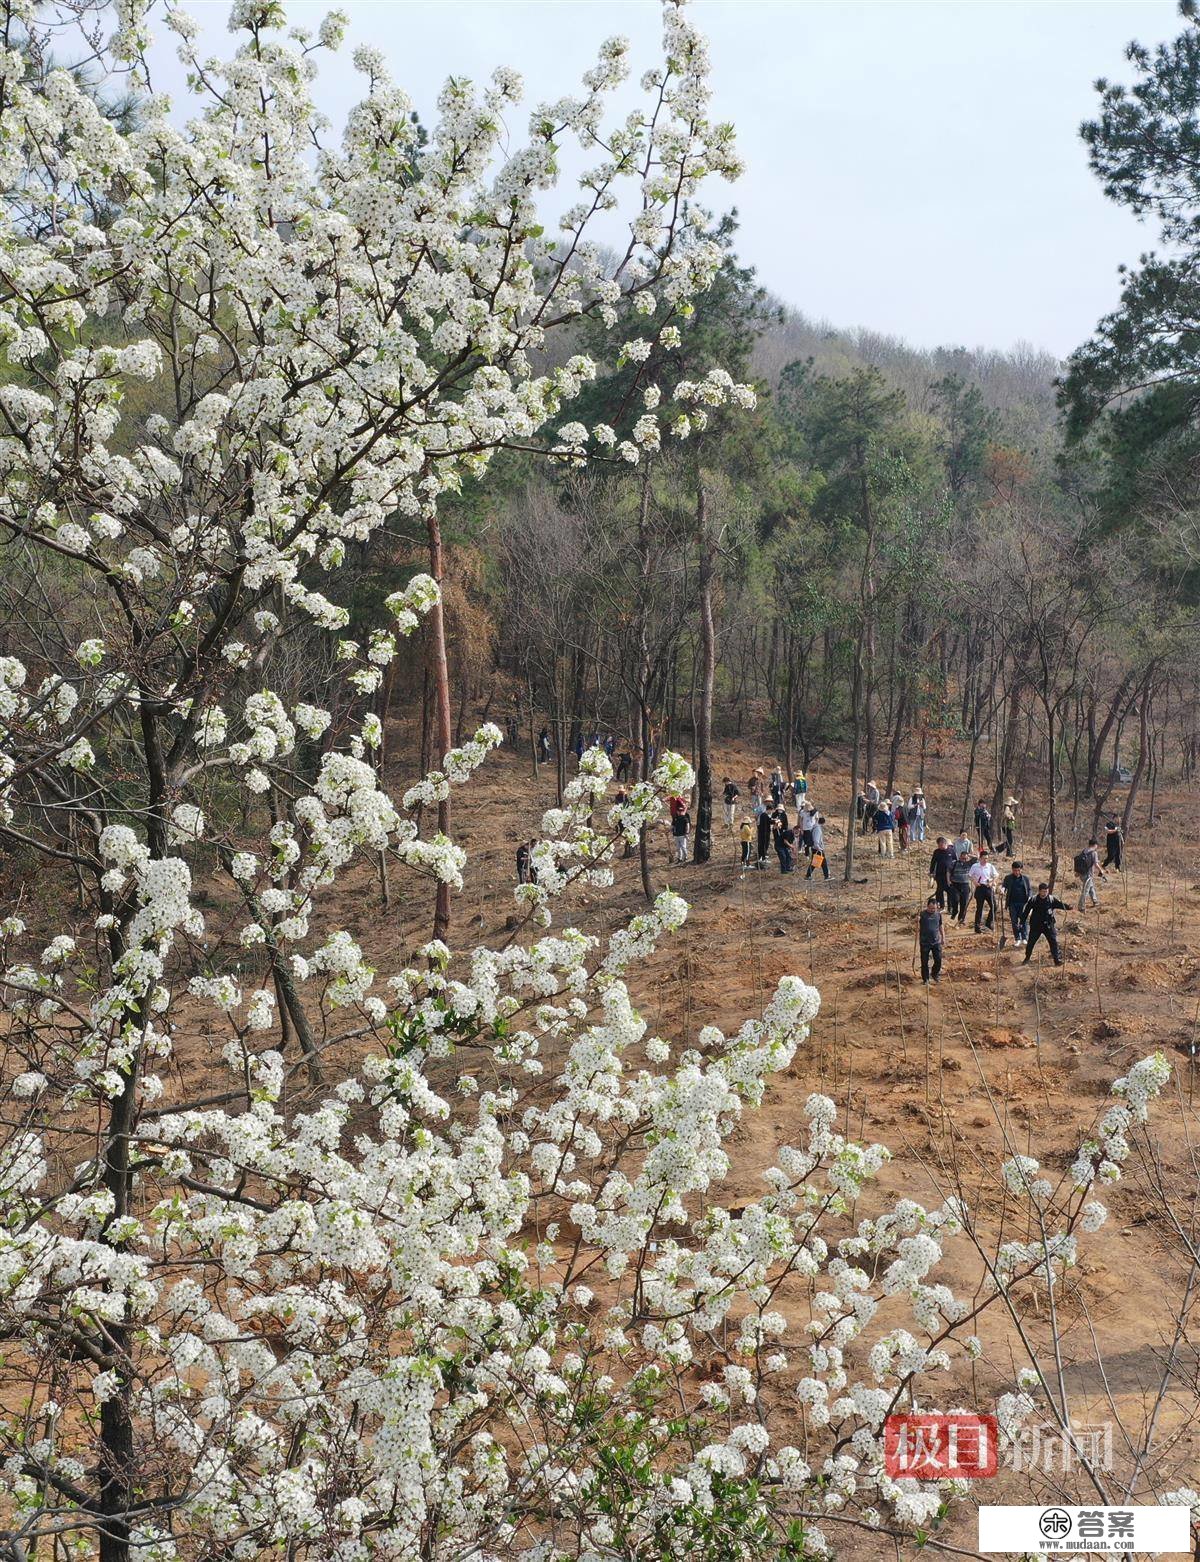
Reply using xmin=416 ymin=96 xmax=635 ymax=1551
xmin=722 ymin=776 xmax=740 ymax=829
xmin=670 ymin=807 xmax=690 ymax=864
xmin=1000 ymin=861 xmax=1032 ymax=948
xmin=772 ymin=811 xmax=795 ymax=873
xmin=1023 ymin=884 xmax=1065 ymax=966
xmin=929 ymin=837 xmax=956 ymax=909
xmin=756 ymin=804 xmax=772 ymax=869
xmin=919 ymin=898 xmax=944 ymax=984
xmin=973 ymin=799 xmax=994 ymax=851
xmin=1103 ymin=819 xmax=1124 ymax=871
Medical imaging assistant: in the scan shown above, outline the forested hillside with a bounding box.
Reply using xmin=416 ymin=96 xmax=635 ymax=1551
xmin=755 ymin=305 xmax=1061 ymax=443
xmin=365 ymin=230 xmax=1196 ymax=889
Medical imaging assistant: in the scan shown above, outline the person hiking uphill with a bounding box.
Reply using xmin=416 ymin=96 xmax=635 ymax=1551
xmin=1024 ymin=883 xmax=1066 ymax=966
xmin=874 ymin=799 xmax=896 ymax=857
xmin=1075 ymin=839 xmax=1107 ymax=911
xmin=919 ymin=896 xmax=944 ymax=984
xmin=973 ymin=799 xmax=994 ymax=851
xmin=670 ymin=805 xmax=690 ymax=864
xmin=805 ymin=815 xmax=830 ymax=879
xmin=1000 ymin=860 xmax=1032 ymax=948
xmin=1103 ymin=818 xmax=1124 ymax=872
xmin=755 ymin=794 xmax=772 ymax=869
xmin=1001 ymin=797 xmax=1019 ymax=856
xmin=772 ymin=810 xmax=795 ymax=873
xmin=862 ymin=779 xmax=879 ymax=834
xmin=722 ymin=776 xmax=739 ymax=829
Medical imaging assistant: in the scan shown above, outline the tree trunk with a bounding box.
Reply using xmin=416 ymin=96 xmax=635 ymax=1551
xmin=844 ymin=634 xmax=863 ymax=882
xmin=694 ymin=480 xmax=715 ymax=864
xmin=1085 ymin=672 xmax=1131 ymax=800
xmin=960 ymin=724 xmax=980 ymax=835
xmin=427 ymin=515 xmax=453 ymax=943
xmin=555 ymin=663 xmax=567 ymax=806
xmin=990 ymin=680 xmax=1020 ymax=827
xmin=636 ymin=472 xmax=657 ymax=903
xmin=1122 ymin=683 xmax=1153 ymax=838
xmin=1047 ymin=702 xmax=1060 ymax=890
xmin=527 ymin=675 xmax=539 ymax=781
xmin=99 ymin=1065 xmax=137 ymax=1562
xmin=884 ymin=680 xmax=908 ymax=797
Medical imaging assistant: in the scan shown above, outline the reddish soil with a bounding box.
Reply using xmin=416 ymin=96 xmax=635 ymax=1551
xmin=7 ymin=722 xmax=1200 ymax=1552
xmin=413 ymin=730 xmax=1200 ymax=1549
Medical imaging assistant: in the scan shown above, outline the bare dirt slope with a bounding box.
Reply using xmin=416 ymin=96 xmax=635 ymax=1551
xmin=382 ymin=729 xmax=1200 ymax=1542
xmin=8 ymin=721 xmax=1198 ymax=1547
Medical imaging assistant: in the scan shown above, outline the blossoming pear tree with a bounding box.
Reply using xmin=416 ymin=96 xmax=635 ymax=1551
xmin=0 ymin=0 xmax=1185 ymax=1558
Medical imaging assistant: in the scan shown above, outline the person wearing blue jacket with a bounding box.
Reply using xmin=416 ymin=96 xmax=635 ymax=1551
xmin=874 ymin=801 xmax=896 ymax=858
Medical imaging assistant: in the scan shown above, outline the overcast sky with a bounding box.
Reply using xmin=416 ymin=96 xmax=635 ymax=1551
xmin=150 ymin=0 xmax=1186 ymax=358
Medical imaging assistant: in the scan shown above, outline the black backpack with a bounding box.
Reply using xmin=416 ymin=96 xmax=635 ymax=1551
xmin=1073 ymin=849 xmax=1091 ymax=877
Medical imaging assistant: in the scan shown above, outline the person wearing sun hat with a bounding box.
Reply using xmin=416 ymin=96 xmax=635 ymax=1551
xmin=862 ymin=778 xmax=880 ymax=834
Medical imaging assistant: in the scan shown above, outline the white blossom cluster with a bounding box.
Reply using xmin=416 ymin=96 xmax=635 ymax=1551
xmin=0 ymin=806 xmax=1174 ymax=1560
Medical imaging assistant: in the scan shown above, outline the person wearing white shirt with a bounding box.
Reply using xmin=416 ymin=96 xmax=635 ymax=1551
xmin=968 ymin=850 xmax=999 ymax=932
xmin=799 ymin=802 xmax=817 ymax=852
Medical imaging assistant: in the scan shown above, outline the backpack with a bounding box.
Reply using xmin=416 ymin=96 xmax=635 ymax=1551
xmin=1073 ymin=849 xmax=1091 ymax=877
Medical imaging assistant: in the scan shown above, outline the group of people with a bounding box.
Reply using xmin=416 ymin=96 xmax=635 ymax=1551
xmin=722 ymin=767 xmax=832 ymax=878
xmin=857 ymin=780 xmax=929 ymax=854
xmin=511 ymin=741 xmax=1133 ymax=981
xmin=658 ymin=765 xmax=828 ymax=875
xmin=918 ymin=869 xmax=1068 ymax=980
xmin=916 ymin=818 xmax=1127 ymax=981
xmin=856 ymin=782 xmax=1020 ymax=861
xmin=533 ymin=726 xmax=654 ymax=781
